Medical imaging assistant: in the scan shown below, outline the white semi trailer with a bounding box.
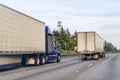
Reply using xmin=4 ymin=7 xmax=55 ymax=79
xmin=0 ymin=4 xmax=61 ymax=66
xmin=77 ymin=32 xmax=105 ymax=60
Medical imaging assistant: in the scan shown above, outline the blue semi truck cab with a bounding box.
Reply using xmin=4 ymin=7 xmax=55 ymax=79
xmin=21 ymin=26 xmax=61 ymax=66
xmin=45 ymin=26 xmax=61 ymax=62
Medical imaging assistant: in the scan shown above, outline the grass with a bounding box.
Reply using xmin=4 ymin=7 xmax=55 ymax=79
xmin=59 ymin=50 xmax=79 ymax=56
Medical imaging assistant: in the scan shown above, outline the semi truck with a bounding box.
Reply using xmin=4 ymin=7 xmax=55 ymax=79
xmin=0 ymin=4 xmax=61 ymax=66
xmin=77 ymin=32 xmax=105 ymax=60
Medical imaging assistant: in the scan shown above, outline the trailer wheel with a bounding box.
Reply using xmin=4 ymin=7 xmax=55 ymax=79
xmin=57 ymin=55 xmax=61 ymax=62
xmin=34 ymin=55 xmax=40 ymax=66
xmin=103 ymin=53 xmax=105 ymax=57
xmin=21 ymin=55 xmax=27 ymax=66
xmin=40 ymin=55 xmax=45 ymax=65
xmin=100 ymin=53 xmax=104 ymax=58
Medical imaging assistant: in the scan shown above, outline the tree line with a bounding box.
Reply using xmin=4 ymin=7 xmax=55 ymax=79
xmin=104 ymin=41 xmax=118 ymax=53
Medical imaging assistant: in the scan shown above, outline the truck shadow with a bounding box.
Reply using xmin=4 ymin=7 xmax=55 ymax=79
xmin=0 ymin=63 xmax=22 ymax=72
xmin=0 ymin=63 xmax=38 ymax=72
xmin=0 ymin=62 xmax=54 ymax=72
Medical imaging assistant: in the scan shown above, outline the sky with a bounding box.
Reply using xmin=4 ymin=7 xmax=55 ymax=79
xmin=0 ymin=0 xmax=120 ymax=49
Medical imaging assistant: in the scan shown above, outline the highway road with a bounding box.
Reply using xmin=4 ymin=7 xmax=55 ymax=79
xmin=0 ymin=53 xmax=120 ymax=80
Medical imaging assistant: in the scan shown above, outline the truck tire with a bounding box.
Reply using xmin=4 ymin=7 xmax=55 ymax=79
xmin=99 ymin=53 xmax=102 ymax=58
xmin=40 ymin=55 xmax=45 ymax=65
xmin=21 ymin=55 xmax=27 ymax=66
xmin=57 ymin=55 xmax=61 ymax=62
xmin=100 ymin=53 xmax=104 ymax=58
xmin=34 ymin=55 xmax=40 ymax=66
xmin=103 ymin=53 xmax=105 ymax=57
xmin=45 ymin=56 xmax=49 ymax=64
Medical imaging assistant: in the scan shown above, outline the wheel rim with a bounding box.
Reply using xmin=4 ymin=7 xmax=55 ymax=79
xmin=42 ymin=57 xmax=45 ymax=64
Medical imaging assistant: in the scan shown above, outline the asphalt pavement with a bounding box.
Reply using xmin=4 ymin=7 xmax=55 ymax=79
xmin=0 ymin=53 xmax=120 ymax=80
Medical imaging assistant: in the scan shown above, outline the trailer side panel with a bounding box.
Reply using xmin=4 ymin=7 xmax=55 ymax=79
xmin=0 ymin=5 xmax=45 ymax=54
xmin=95 ymin=33 xmax=104 ymax=52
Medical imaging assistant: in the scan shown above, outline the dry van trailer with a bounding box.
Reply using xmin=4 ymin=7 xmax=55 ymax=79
xmin=77 ymin=32 xmax=105 ymax=60
xmin=0 ymin=4 xmax=45 ymax=54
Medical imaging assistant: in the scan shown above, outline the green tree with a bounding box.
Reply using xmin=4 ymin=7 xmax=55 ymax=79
xmin=53 ymin=28 xmax=77 ymax=51
xmin=104 ymin=41 xmax=118 ymax=53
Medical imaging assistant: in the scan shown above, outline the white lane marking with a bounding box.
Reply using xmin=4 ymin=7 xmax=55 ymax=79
xmin=88 ymin=64 xmax=93 ymax=67
xmin=76 ymin=70 xmax=79 ymax=73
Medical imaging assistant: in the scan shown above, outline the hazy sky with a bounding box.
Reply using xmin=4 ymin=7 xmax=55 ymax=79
xmin=0 ymin=0 xmax=120 ymax=49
